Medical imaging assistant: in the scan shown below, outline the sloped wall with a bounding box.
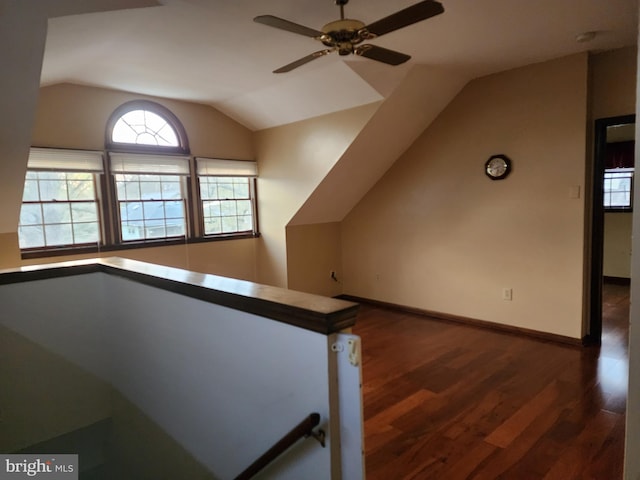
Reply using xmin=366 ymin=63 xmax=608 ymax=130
xmin=254 ymin=104 xmax=379 ymax=288
xmin=342 ymin=53 xmax=589 ymax=338
xmin=285 ymin=66 xmax=467 ymax=295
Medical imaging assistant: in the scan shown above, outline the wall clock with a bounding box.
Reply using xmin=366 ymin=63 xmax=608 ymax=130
xmin=485 ymin=154 xmax=512 ymax=180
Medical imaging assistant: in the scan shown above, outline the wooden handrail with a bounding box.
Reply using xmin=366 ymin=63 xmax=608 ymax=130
xmin=234 ymin=413 xmax=324 ymax=480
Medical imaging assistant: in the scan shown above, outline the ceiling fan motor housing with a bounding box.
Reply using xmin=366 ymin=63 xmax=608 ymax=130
xmin=320 ymin=18 xmax=374 ymax=54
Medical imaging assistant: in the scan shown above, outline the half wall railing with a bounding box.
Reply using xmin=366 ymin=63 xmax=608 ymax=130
xmin=0 ymin=257 xmax=364 ymax=479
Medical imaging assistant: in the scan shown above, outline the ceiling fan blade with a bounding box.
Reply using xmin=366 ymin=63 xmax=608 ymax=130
xmin=355 ymin=44 xmax=410 ymax=65
xmin=273 ymin=49 xmax=333 ymax=73
xmin=364 ymin=0 xmax=444 ymax=37
xmin=254 ymin=15 xmax=324 ymax=38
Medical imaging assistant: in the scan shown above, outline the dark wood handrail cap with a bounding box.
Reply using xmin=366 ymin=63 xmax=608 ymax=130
xmin=0 ymin=257 xmax=358 ymax=334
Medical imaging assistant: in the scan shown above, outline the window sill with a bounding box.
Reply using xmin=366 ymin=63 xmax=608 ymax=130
xmin=604 ymin=208 xmax=633 ymax=213
xmin=20 ymin=233 xmax=260 ymax=260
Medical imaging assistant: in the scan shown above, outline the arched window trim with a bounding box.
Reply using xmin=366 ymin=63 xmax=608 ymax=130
xmin=105 ymin=100 xmax=190 ymax=155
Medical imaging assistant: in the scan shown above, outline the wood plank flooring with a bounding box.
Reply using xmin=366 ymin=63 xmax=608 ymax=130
xmin=353 ymin=282 xmax=629 ymax=479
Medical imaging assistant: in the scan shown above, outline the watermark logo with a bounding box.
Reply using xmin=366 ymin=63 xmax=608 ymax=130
xmin=0 ymin=455 xmax=77 ymax=479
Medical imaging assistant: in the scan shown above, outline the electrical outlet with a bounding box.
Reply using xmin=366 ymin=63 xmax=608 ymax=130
xmin=502 ymin=288 xmax=513 ymax=301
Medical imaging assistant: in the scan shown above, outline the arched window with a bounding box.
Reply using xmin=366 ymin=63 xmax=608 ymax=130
xmin=106 ymin=101 xmax=191 ymax=243
xmin=106 ymin=100 xmax=189 ymax=154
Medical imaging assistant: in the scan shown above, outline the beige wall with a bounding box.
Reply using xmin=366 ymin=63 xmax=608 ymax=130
xmin=604 ymin=213 xmax=633 ymax=278
xmin=254 ymin=104 xmax=378 ymax=288
xmin=0 ymin=6 xmax=47 ymax=234
xmin=32 ymin=83 xmax=254 ymax=158
xmin=0 ymin=233 xmax=21 ymax=269
xmin=20 ymin=239 xmax=257 ymax=280
xmin=286 ymin=222 xmax=342 ymax=297
xmin=5 ymin=84 xmax=258 ymax=281
xmin=590 ymin=46 xmax=637 ymax=120
xmin=342 ymin=53 xmax=589 ymax=338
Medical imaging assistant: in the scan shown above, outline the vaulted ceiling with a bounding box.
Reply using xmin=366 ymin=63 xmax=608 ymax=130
xmin=40 ymin=0 xmax=638 ymax=131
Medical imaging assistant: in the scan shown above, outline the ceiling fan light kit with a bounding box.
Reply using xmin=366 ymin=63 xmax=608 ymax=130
xmin=254 ymin=0 xmax=444 ymax=73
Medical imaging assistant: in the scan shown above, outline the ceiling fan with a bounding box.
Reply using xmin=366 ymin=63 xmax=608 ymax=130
xmin=254 ymin=0 xmax=444 ymax=73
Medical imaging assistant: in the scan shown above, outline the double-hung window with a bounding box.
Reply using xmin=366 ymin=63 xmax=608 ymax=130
xmin=18 ymin=148 xmax=104 ymax=249
xmin=604 ymin=139 xmax=634 ymax=211
xmin=196 ymin=158 xmax=258 ymax=236
xmin=110 ymin=153 xmax=190 ymax=242
xmin=604 ymin=168 xmax=633 ymax=211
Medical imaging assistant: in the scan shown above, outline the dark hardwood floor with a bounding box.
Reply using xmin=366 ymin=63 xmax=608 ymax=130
xmin=353 ymin=282 xmax=629 ymax=479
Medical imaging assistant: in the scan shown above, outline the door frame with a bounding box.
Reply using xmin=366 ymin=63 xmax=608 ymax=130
xmin=587 ymin=114 xmax=635 ymax=344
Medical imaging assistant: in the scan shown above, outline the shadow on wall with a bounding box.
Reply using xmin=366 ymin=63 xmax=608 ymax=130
xmin=1 ymin=325 xmax=217 ymax=479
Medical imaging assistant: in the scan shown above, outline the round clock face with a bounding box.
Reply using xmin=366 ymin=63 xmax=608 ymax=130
xmin=485 ymin=155 xmax=511 ymax=180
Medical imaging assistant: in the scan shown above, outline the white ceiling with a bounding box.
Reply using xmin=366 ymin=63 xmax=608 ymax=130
xmin=40 ymin=0 xmax=638 ymax=131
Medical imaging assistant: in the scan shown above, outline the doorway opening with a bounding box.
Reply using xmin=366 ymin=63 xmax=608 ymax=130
xmin=589 ymin=114 xmax=635 ymax=343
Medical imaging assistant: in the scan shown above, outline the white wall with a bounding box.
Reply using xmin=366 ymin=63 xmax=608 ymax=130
xmin=105 ymin=275 xmax=333 ymax=479
xmin=0 ymin=270 xmax=361 ymax=479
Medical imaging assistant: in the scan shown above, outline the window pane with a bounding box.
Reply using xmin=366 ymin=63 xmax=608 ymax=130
xmin=43 ymin=203 xmax=71 ymax=224
xmin=237 ymin=200 xmax=252 ymax=215
xmin=166 ymin=222 xmax=185 ymax=236
xmin=37 ymin=171 xmax=66 ymax=181
xmin=204 ymin=218 xmax=222 ymax=235
xmin=140 ymin=181 xmax=161 ymax=199
xmin=610 ymin=192 xmax=631 ymax=207
xmin=237 ymin=215 xmax=252 ymax=231
xmin=203 ymin=201 xmax=221 ymax=217
xmin=19 ymin=225 xmax=44 ymax=248
xmin=121 ymin=202 xmax=144 ymax=221
xmin=220 ymin=201 xmax=237 ymax=216
xmin=146 ymin=225 xmax=167 ymax=239
xmin=122 ymin=222 xmax=144 ymax=241
xmin=221 ymin=216 xmax=238 ymax=233
xmin=73 ymin=222 xmax=100 ymax=244
xmin=206 ymin=183 xmax=219 ymax=200
xmin=161 ymin=180 xmax=181 ymax=199
xmin=67 ymin=179 xmax=95 ymax=200
xmin=217 ymin=182 xmax=234 ymax=199
xmin=165 ymin=201 xmax=184 ymax=220
xmin=125 ymin=181 xmax=141 ymax=200
xmin=45 ymin=224 xmax=73 ymax=246
xmin=144 ymin=201 xmax=165 ymax=220
xmin=19 ymin=204 xmax=42 ymax=226
xmin=71 ymin=203 xmax=98 ymax=223
xmin=39 ymin=180 xmax=68 ymax=201
xmin=23 ymin=179 xmax=39 ymax=201
xmin=234 ymin=182 xmax=249 ymax=198
xmin=141 ymin=174 xmax=161 ymax=183
xmin=156 ymin=124 xmax=178 ymax=146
